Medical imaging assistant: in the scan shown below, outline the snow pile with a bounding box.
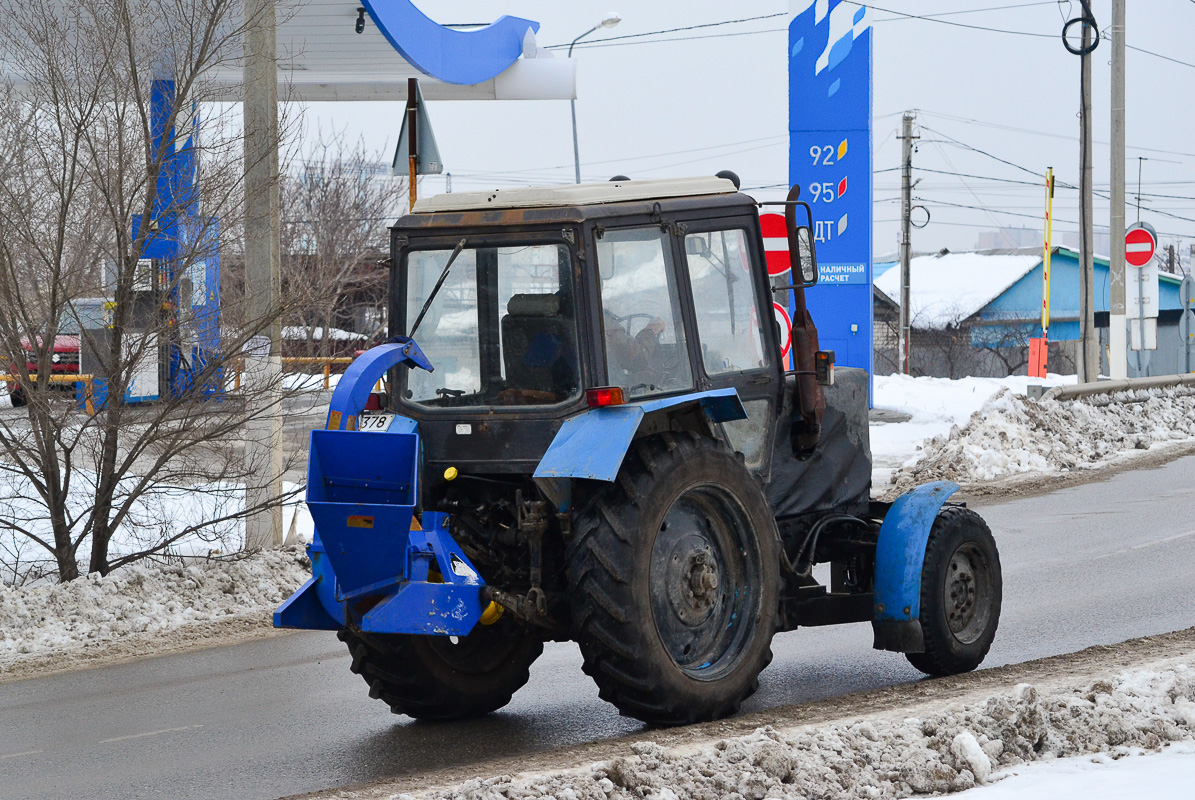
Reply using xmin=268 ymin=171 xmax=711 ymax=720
xmin=890 ymin=385 xmax=1195 ymax=492
xmin=0 ymin=548 xmax=308 ymax=667
xmin=870 ymin=373 xmax=1075 ymax=487
xmin=390 ymin=665 xmax=1195 ymax=800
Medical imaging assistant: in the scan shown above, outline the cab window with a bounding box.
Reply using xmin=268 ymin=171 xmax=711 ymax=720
xmin=684 ymin=229 xmax=769 ymax=376
xmin=595 ymin=228 xmax=693 ymax=398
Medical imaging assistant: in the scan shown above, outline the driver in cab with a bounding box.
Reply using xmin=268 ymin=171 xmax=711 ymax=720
xmin=604 ymin=310 xmax=666 ymax=381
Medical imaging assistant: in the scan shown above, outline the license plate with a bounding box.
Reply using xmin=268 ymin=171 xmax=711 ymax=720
xmin=358 ymin=414 xmax=394 ymax=432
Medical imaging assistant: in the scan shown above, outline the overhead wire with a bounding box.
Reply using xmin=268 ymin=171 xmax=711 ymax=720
xmin=543 ymin=13 xmax=785 ymax=49
xmin=839 ymin=0 xmax=1054 ymax=39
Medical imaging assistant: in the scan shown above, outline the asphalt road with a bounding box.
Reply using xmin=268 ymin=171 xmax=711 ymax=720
xmin=3 ymin=457 xmax=1195 ymax=800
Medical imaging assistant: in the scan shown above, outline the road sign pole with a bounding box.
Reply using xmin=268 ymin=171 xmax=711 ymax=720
xmin=1030 ymin=168 xmax=1055 ymax=379
xmin=1183 ymin=276 xmax=1195 ymax=373
xmin=407 ymin=77 xmax=418 ymax=208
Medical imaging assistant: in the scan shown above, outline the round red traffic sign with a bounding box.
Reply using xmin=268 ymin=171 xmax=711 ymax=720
xmin=773 ymin=302 xmax=792 ymax=358
xmin=759 ymin=213 xmax=791 ymax=277
xmin=1125 ymin=225 xmax=1157 ymax=268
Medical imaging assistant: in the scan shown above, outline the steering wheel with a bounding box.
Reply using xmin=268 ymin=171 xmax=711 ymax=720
xmin=609 ymin=312 xmax=657 ymax=335
xmin=435 ymin=387 xmax=465 ymax=398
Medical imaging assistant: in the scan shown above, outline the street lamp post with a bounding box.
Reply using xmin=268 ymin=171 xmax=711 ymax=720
xmin=569 ymin=12 xmax=621 ymax=184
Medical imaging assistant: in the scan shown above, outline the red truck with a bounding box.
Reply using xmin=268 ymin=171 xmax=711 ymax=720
xmin=5 ymin=328 xmax=81 ymax=407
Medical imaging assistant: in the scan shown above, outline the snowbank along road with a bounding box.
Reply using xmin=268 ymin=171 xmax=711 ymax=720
xmin=315 ymin=633 xmax=1195 ymax=800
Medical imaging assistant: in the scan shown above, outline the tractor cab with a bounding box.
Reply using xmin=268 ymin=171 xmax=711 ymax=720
xmin=388 ymin=176 xmax=821 ymax=498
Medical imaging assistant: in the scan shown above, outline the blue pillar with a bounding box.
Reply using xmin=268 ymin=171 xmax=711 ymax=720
xmin=789 ymin=1 xmax=874 ymax=401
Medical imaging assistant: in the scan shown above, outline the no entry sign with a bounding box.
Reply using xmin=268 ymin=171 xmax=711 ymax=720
xmin=760 ymin=213 xmax=790 ymax=277
xmin=1125 ymin=222 xmax=1157 ymax=268
xmin=773 ymin=301 xmax=792 ymax=358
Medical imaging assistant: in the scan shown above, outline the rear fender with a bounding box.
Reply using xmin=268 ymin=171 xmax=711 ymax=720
xmin=531 ymin=389 xmax=747 ymax=484
xmin=871 ymin=480 xmax=960 ymax=653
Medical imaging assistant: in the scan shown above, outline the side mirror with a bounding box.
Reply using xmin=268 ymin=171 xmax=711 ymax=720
xmin=788 ymin=200 xmax=818 ymax=287
xmin=684 ymin=235 xmax=711 ymax=257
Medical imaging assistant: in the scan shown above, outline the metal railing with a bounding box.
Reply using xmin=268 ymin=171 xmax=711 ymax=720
xmin=1030 ymin=372 xmax=1195 ymax=401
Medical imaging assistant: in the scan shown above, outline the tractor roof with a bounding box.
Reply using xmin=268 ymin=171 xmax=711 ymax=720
xmin=412 ymin=177 xmax=737 ymax=214
xmin=396 ymin=177 xmax=756 ymax=232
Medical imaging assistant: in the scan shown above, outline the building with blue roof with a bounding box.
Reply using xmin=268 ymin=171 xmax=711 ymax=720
xmin=873 ymin=246 xmax=1187 ymax=378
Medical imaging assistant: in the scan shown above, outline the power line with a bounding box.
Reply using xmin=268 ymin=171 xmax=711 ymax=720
xmin=919 ymin=125 xmax=1046 ymax=179
xmin=441 ymin=134 xmax=788 ymax=180
xmin=1125 ymin=43 xmax=1195 ymax=71
xmin=562 ymin=27 xmax=786 ymax=50
xmin=544 ymin=13 xmax=785 ymax=49
xmin=554 ymin=3 xmax=1067 ymax=52
xmin=874 ymin=1 xmax=1059 ymax=23
xmin=840 ymin=0 xmax=1054 ymax=39
xmin=917 ymin=109 xmax=1195 ymax=160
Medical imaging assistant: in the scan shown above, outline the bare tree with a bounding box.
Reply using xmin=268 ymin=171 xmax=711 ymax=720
xmin=278 ymin=132 xmax=404 ymax=357
xmin=0 ymin=0 xmax=302 ymax=583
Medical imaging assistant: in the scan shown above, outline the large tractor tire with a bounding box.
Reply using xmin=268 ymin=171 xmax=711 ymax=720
xmin=567 ymin=432 xmax=781 ymax=726
xmin=906 ymin=506 xmax=1002 ymax=676
xmin=339 ymin=617 xmax=543 ymax=720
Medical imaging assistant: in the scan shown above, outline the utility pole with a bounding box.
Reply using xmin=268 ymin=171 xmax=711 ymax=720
xmin=1108 ymin=0 xmax=1127 ymax=379
xmin=243 ymin=0 xmax=284 ymax=550
xmin=1078 ymin=19 xmax=1098 ymax=382
xmin=898 ymin=111 xmax=917 ymax=375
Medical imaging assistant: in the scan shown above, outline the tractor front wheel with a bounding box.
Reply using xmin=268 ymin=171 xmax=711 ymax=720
xmin=339 ymin=617 xmax=543 ymax=720
xmin=567 ymin=432 xmax=780 ymax=726
xmin=906 ymin=506 xmax=1002 ymax=676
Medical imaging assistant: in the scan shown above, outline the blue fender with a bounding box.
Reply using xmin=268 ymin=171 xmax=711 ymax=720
xmin=532 ymin=389 xmax=748 ymax=482
xmin=871 ymin=480 xmax=960 ymax=653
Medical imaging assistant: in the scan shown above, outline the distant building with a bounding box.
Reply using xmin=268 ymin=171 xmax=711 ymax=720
xmin=873 ymin=246 xmax=1186 ymax=378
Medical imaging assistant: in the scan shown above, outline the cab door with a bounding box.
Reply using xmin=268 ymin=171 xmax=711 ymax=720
xmin=675 ymin=219 xmax=782 ymax=476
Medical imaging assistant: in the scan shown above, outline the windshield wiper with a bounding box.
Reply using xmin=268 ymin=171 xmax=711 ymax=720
xmin=408 ymin=237 xmax=468 ymax=338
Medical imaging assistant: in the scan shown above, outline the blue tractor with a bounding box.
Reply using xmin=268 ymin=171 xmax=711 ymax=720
xmin=276 ymin=176 xmax=1001 ymax=726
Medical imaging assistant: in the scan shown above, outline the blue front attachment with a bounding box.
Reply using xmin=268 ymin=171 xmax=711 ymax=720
xmin=274 ymin=339 xmax=487 ymax=636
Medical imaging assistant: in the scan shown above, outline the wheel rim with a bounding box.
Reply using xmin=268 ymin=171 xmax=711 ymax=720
xmin=942 ymin=542 xmax=995 ymax=645
xmin=649 ymin=483 xmax=762 ymax=680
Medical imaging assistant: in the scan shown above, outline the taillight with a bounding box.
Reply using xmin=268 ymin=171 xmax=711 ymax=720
xmin=586 ymin=386 xmax=626 ymax=408
xmin=364 ymin=391 xmax=385 ymax=411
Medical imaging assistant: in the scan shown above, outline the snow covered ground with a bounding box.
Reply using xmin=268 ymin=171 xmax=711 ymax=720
xmin=956 ymin=742 xmax=1195 ymax=800
xmin=371 ymin=661 xmax=1195 ymax=800
xmin=879 ymin=379 xmax=1195 ymax=495
xmin=0 ymin=548 xmax=309 ymax=672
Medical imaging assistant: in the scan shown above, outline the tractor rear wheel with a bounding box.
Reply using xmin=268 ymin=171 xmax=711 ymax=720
xmin=906 ymin=506 xmax=1001 ymax=676
xmin=567 ymin=432 xmax=780 ymax=726
xmin=339 ymin=617 xmax=543 ymax=720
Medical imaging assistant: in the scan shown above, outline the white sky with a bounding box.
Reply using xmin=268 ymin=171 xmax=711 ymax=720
xmin=298 ymin=1 xmax=1195 ymax=262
